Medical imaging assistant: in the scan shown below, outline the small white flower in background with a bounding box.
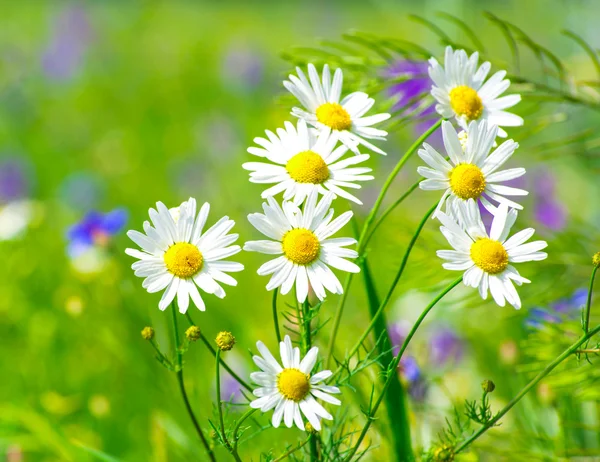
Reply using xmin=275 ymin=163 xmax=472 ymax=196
xmin=244 ymin=190 xmax=359 ymax=303
xmin=126 ymin=198 xmax=243 ymax=313
xmin=284 ymin=63 xmax=390 ymax=155
xmin=250 ymin=335 xmax=341 ymax=431
xmin=0 ymin=200 xmax=34 ymax=241
xmin=436 ymin=199 xmax=547 ymax=309
xmin=429 ymin=46 xmax=523 ymax=137
xmin=418 ymin=120 xmax=527 ymax=217
xmin=243 ymin=119 xmax=374 ymax=205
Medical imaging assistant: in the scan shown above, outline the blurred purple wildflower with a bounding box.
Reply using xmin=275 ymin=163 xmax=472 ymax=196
xmin=67 ymin=208 xmax=127 ymax=257
xmin=525 ymin=288 xmax=586 ymax=329
xmin=384 ymin=60 xmax=441 ymax=143
xmin=532 ymin=170 xmax=566 ymax=231
xmin=399 ymin=356 xmax=428 ymax=402
xmin=221 ymin=42 xmax=264 ymax=92
xmin=0 ymin=158 xmax=30 ymax=203
xmin=429 ymin=326 xmax=464 ymax=366
xmin=42 ymin=6 xmax=92 ymax=80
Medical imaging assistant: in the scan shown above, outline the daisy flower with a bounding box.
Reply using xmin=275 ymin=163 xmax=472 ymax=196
xmin=284 ymin=63 xmax=390 ymax=155
xmin=418 ymin=120 xmax=527 ymax=217
xmin=244 ymin=190 xmax=359 ymax=303
xmin=126 ymin=198 xmax=243 ymax=313
xmin=436 ymin=199 xmax=547 ymax=309
xmin=429 ymin=46 xmax=523 ymax=137
xmin=249 ymin=335 xmax=341 ymax=431
xmin=243 ymin=119 xmax=374 ymax=205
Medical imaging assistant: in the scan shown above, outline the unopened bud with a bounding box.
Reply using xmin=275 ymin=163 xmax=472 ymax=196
xmin=593 ymin=251 xmax=600 ymax=268
xmin=433 ymin=443 xmax=454 ymax=461
xmin=185 ymin=326 xmax=201 ymax=342
xmin=481 ymin=379 xmax=496 ymax=393
xmin=215 ymin=331 xmax=235 ymax=351
xmin=305 ymin=422 xmax=318 ymax=434
xmin=141 ymin=327 xmax=155 ymax=341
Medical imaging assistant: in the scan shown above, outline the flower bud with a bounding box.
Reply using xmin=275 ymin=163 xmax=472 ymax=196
xmin=185 ymin=326 xmax=201 ymax=342
xmin=432 ymin=443 xmax=454 ymax=461
xmin=481 ymin=379 xmax=496 ymax=393
xmin=593 ymin=251 xmax=600 ymax=268
xmin=215 ymin=331 xmax=236 ymax=351
xmin=141 ymin=327 xmax=155 ymax=341
xmin=305 ymin=422 xmax=318 ymax=434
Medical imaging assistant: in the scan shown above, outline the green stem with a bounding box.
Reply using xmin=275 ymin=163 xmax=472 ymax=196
xmin=171 ymin=306 xmax=216 ymax=462
xmin=215 ymin=349 xmax=237 ymax=460
xmin=456 ymin=268 xmax=600 ymax=453
xmin=344 ymin=277 xmax=462 ymax=461
xmin=185 ymin=312 xmax=252 ymax=392
xmin=456 ymin=323 xmax=600 ymax=454
xmin=232 ymin=408 xmax=257 ymax=454
xmin=302 ymin=299 xmax=319 ymax=461
xmin=272 ymin=288 xmax=282 ymax=343
xmin=363 ymin=179 xmax=421 ymax=248
xmin=273 ymin=438 xmax=311 ymax=462
xmin=325 ymin=119 xmax=442 ymax=368
xmin=360 ymin=259 xmax=412 ymax=461
xmin=584 ymin=266 xmax=598 ymax=333
xmin=331 ymin=203 xmax=437 ymax=380
xmin=149 ymin=339 xmax=174 ymax=368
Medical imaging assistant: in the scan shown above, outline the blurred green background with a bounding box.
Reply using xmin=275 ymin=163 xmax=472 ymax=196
xmin=2 ymin=1 xmax=600 ymax=461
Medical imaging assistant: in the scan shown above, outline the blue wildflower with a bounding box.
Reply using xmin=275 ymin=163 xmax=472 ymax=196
xmin=67 ymin=208 xmax=127 ymax=257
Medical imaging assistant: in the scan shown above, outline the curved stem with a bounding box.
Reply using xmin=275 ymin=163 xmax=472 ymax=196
xmin=272 ymin=288 xmax=282 ymax=343
xmin=344 ymin=277 xmax=462 ymax=461
xmin=363 ymin=179 xmax=421 ymax=248
xmin=171 ymin=306 xmax=216 ymax=462
xmin=325 ymin=119 xmax=443 ymax=367
xmin=331 ymin=202 xmax=437 ymax=379
xmin=455 ymin=323 xmax=600 ymax=454
xmin=456 ymin=267 xmax=600 ymax=454
xmin=273 ymin=438 xmax=311 ymax=462
xmin=584 ymin=266 xmax=598 ymax=333
xmin=232 ymin=408 xmax=257 ymax=454
xmin=185 ymin=312 xmax=252 ymax=392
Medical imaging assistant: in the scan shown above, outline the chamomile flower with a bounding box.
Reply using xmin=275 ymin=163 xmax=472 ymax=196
xmin=429 ymin=46 xmax=523 ymax=137
xmin=244 ymin=190 xmax=359 ymax=303
xmin=243 ymin=119 xmax=374 ymax=205
xmin=436 ymin=200 xmax=548 ymax=309
xmin=249 ymin=335 xmax=341 ymax=431
xmin=418 ymin=120 xmax=527 ymax=217
xmin=284 ymin=63 xmax=390 ymax=155
xmin=126 ymin=198 xmax=243 ymax=313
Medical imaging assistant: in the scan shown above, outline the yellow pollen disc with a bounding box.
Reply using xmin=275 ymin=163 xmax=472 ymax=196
xmin=282 ymin=228 xmax=320 ymax=265
xmin=286 ymin=150 xmax=330 ymax=184
xmin=470 ymin=238 xmax=509 ymax=275
xmin=277 ymin=368 xmax=310 ymax=402
xmin=316 ymin=102 xmax=352 ymax=131
xmin=164 ymin=242 xmax=203 ymax=278
xmin=449 ymin=163 xmax=486 ymax=200
xmin=449 ymin=85 xmax=483 ymax=121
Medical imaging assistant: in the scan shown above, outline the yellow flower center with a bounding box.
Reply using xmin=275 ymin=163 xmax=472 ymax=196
xmin=282 ymin=228 xmax=320 ymax=265
xmin=449 ymin=85 xmax=483 ymax=121
xmin=164 ymin=242 xmax=203 ymax=278
xmin=449 ymin=163 xmax=486 ymax=200
xmin=316 ymin=102 xmax=352 ymax=131
xmin=470 ymin=238 xmax=509 ymax=274
xmin=278 ymin=368 xmax=310 ymax=402
xmin=286 ymin=150 xmax=330 ymax=184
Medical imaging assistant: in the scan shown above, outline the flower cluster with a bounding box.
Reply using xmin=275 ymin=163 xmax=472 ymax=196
xmin=420 ymin=46 xmax=548 ymax=309
xmin=125 ymin=45 xmax=550 ymax=444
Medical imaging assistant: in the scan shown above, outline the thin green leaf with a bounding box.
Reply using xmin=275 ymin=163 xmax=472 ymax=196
xmin=563 ymin=30 xmax=600 ymax=79
xmin=436 ymin=12 xmax=486 ymax=52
